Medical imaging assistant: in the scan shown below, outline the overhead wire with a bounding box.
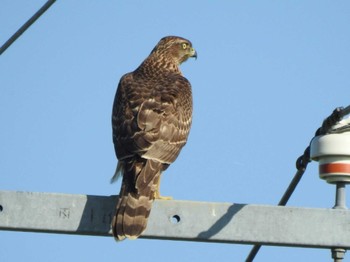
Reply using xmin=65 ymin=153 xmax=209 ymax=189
xmin=0 ymin=0 xmax=56 ymax=55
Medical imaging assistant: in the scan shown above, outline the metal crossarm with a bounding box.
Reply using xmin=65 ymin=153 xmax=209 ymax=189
xmin=1 ymin=190 xmax=350 ymax=248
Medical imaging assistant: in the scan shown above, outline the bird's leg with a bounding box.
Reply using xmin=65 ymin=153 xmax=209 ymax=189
xmin=153 ymin=174 xmax=173 ymax=200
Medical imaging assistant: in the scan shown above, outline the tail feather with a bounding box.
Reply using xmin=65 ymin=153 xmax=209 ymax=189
xmin=122 ymin=195 xmax=152 ymax=239
xmin=112 ymin=158 xmax=162 ymax=240
xmin=112 ymin=196 xmax=127 ymax=241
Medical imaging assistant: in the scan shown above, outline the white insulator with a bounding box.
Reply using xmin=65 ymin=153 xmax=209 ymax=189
xmin=311 ymin=133 xmax=350 ymax=184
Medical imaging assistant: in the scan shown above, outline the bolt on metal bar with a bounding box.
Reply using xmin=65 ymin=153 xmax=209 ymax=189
xmin=332 ymin=248 xmax=346 ymax=262
xmin=0 ymin=0 xmax=56 ymax=55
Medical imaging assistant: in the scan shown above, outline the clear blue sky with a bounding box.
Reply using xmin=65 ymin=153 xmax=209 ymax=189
xmin=1 ymin=1 xmax=350 ymax=261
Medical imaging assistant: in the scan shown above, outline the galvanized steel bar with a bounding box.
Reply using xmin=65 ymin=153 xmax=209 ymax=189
xmin=1 ymin=190 xmax=350 ymax=248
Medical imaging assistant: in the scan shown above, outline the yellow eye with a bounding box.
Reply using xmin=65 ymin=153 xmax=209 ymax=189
xmin=182 ymin=43 xmax=187 ymax=49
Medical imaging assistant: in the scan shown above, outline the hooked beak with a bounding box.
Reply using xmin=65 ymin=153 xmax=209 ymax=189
xmin=190 ymin=47 xmax=197 ymax=59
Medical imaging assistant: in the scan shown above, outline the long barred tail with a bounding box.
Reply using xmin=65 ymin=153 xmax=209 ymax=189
xmin=112 ymin=158 xmax=162 ymax=241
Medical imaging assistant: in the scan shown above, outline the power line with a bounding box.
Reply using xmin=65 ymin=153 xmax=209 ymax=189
xmin=0 ymin=0 xmax=56 ymax=56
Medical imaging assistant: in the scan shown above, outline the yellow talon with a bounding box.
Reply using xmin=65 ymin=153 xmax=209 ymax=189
xmin=156 ymin=195 xmax=173 ymax=200
xmin=154 ymin=191 xmax=173 ymax=200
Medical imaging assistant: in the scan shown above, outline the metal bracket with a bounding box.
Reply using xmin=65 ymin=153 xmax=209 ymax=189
xmin=1 ymin=190 xmax=350 ymax=248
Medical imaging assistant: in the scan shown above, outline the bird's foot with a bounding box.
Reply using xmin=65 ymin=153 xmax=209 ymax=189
xmin=157 ymin=195 xmax=173 ymax=200
xmin=154 ymin=192 xmax=173 ymax=200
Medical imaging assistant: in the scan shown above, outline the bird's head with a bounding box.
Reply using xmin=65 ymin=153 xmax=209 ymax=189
xmin=151 ymin=36 xmax=197 ymax=65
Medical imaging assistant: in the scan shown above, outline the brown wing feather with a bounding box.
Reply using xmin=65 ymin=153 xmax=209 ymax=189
xmin=141 ymin=80 xmax=192 ymax=162
xmin=113 ymin=75 xmax=192 ymax=162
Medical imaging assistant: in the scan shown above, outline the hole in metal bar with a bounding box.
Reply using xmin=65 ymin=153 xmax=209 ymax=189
xmin=0 ymin=205 xmax=3 ymax=212
xmin=170 ymin=215 xmax=180 ymax=224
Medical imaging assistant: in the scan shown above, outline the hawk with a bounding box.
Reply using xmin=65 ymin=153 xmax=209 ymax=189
xmin=111 ymin=36 xmax=197 ymax=240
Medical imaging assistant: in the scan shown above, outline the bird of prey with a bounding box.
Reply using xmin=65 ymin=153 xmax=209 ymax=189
xmin=111 ymin=36 xmax=197 ymax=240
